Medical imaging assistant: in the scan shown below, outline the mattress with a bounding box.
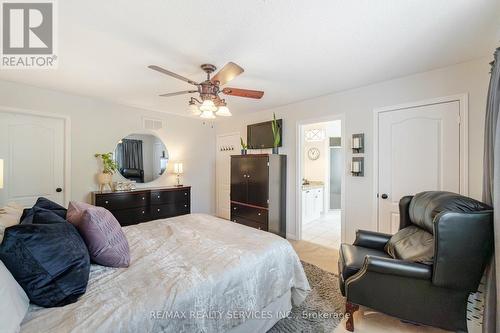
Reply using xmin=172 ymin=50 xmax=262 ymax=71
xmin=20 ymin=213 xmax=310 ymax=333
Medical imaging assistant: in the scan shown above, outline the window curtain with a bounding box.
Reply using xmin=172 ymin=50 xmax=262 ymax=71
xmin=482 ymin=47 xmax=500 ymax=333
xmin=116 ymin=139 xmax=144 ymax=170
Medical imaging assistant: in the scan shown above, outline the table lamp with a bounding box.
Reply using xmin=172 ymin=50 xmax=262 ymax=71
xmin=174 ymin=162 xmax=183 ymax=187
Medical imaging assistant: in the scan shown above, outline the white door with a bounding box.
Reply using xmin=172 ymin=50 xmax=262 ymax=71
xmin=377 ymin=101 xmax=461 ymax=234
xmin=0 ymin=112 xmax=66 ymax=207
xmin=216 ymin=133 xmax=240 ymax=219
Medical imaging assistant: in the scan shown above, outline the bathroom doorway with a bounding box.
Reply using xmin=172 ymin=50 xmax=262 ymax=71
xmin=297 ymin=116 xmax=345 ymax=250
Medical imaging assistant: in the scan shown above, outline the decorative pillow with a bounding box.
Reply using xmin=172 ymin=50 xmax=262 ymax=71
xmin=0 ymin=260 xmax=29 ymax=333
xmin=66 ymin=201 xmax=94 ymax=227
xmin=20 ymin=207 xmax=67 ymax=225
xmin=0 ymin=222 xmax=90 ymax=307
xmin=385 ymin=226 xmax=434 ymax=265
xmin=20 ymin=197 xmax=67 ymax=222
xmin=68 ymin=204 xmax=130 ymax=268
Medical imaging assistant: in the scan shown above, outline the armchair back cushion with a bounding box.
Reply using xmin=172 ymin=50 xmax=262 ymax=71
xmin=385 ymin=226 xmax=434 ymax=264
xmin=409 ymin=191 xmax=491 ymax=234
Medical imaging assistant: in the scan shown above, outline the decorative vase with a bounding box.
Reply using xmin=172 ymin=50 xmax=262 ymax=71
xmin=272 ymin=147 xmax=279 ymax=154
xmin=241 ymin=149 xmax=247 ymax=155
xmin=97 ymin=172 xmax=113 ymax=192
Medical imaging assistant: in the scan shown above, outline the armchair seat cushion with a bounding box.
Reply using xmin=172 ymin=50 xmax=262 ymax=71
xmin=339 ymin=243 xmax=391 ymax=281
xmin=385 ymin=225 xmax=434 ymax=264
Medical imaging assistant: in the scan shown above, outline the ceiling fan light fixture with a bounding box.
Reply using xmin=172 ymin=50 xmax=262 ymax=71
xmin=199 ymin=99 xmax=217 ymax=112
xmin=215 ymin=105 xmax=232 ymax=117
xmin=200 ymin=110 xmax=216 ymax=119
xmin=188 ymin=103 xmax=201 ymax=115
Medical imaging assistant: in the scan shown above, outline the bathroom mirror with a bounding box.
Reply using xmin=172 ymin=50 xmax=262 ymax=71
xmin=114 ymin=133 xmax=168 ymax=183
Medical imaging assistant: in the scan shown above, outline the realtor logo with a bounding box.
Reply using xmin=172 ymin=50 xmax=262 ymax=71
xmin=1 ymin=0 xmax=57 ymax=68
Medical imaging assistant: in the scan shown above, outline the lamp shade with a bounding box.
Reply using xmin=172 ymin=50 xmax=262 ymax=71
xmin=199 ymin=99 xmax=217 ymax=112
xmin=215 ymin=105 xmax=232 ymax=117
xmin=200 ymin=110 xmax=216 ymax=119
xmin=174 ymin=162 xmax=183 ymax=174
xmin=188 ymin=103 xmax=201 ymax=115
xmin=0 ymin=159 xmax=3 ymax=189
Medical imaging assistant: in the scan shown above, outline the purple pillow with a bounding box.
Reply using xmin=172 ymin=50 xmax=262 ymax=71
xmin=68 ymin=202 xmax=130 ymax=268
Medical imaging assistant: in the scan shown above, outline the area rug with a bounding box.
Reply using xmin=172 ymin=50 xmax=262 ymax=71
xmin=269 ymin=261 xmax=345 ymax=333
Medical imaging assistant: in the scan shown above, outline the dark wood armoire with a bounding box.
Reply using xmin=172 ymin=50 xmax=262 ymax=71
xmin=230 ymin=154 xmax=286 ymax=237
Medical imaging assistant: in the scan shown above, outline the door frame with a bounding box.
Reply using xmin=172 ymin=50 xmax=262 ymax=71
xmin=372 ymin=94 xmax=469 ymax=231
xmin=0 ymin=105 xmax=71 ymax=206
xmin=215 ymin=132 xmax=240 ymax=219
xmin=296 ymin=113 xmax=346 ymax=243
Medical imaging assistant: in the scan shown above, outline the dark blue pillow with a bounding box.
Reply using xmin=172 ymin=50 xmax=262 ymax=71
xmin=20 ymin=207 xmax=67 ymax=225
xmin=0 ymin=222 xmax=90 ymax=307
xmin=20 ymin=197 xmax=67 ymax=221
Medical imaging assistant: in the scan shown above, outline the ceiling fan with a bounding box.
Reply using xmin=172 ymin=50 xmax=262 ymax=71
xmin=148 ymin=62 xmax=264 ymax=119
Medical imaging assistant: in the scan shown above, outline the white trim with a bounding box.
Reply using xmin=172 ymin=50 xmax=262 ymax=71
xmin=295 ymin=114 xmax=346 ymax=243
xmin=0 ymin=105 xmax=72 ymax=207
xmin=372 ymin=94 xmax=469 ymax=231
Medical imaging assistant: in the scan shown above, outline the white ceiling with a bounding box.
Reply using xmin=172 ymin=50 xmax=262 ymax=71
xmin=1 ymin=0 xmax=499 ymax=117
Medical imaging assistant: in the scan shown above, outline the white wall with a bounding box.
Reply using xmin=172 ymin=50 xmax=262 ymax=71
xmin=216 ymin=56 xmax=492 ymax=242
xmin=0 ymin=80 xmax=216 ymax=214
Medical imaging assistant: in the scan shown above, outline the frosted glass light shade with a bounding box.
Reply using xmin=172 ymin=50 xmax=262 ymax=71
xmin=215 ymin=106 xmax=232 ymax=117
xmin=188 ymin=104 xmax=201 ymax=115
xmin=200 ymin=110 xmax=216 ymax=119
xmin=199 ymin=99 xmax=217 ymax=112
xmin=0 ymin=159 xmax=3 ymax=189
xmin=174 ymin=162 xmax=183 ymax=174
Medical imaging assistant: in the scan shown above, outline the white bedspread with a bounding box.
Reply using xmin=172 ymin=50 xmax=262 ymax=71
xmin=20 ymin=214 xmax=310 ymax=333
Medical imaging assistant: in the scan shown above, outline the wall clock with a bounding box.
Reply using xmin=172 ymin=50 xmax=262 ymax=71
xmin=307 ymin=147 xmax=320 ymax=160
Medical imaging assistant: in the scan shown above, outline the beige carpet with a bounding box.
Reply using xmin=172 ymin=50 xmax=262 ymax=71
xmin=289 ymin=240 xmax=451 ymax=333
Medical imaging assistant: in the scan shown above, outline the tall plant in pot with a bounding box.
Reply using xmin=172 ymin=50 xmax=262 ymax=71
xmin=240 ymin=137 xmax=248 ymax=155
xmin=271 ymin=113 xmax=281 ymax=154
xmin=95 ymin=152 xmax=118 ymax=192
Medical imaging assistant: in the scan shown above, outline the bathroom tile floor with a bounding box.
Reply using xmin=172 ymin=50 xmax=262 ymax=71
xmin=302 ymin=210 xmax=341 ymax=249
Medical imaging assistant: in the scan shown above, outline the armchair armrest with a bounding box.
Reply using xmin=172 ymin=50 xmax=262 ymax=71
xmin=352 ymin=230 xmax=392 ymax=251
xmin=361 ymin=256 xmax=432 ymax=280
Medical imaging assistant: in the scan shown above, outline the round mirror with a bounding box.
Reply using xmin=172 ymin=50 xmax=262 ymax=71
xmin=114 ymin=133 xmax=168 ymax=183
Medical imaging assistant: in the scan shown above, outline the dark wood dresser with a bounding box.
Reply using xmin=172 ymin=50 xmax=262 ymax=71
xmin=91 ymin=186 xmax=190 ymax=226
xmin=230 ymin=154 xmax=286 ymax=237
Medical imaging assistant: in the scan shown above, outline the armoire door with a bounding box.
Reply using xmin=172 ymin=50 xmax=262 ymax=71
xmin=246 ymin=156 xmax=269 ymax=208
xmin=230 ymin=157 xmax=248 ymax=204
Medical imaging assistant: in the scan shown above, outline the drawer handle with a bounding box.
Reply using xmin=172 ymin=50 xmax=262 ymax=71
xmin=258 ymin=213 xmax=261 ymax=216
xmin=258 ymin=227 xmax=261 ymax=230
xmin=157 ymin=209 xmax=160 ymax=212
xmin=184 ymin=205 xmax=187 ymax=208
xmin=233 ymin=207 xmax=237 ymax=210
xmin=105 ymin=201 xmax=109 ymax=204
xmin=184 ymin=193 xmax=187 ymax=196
xmin=157 ymin=195 xmax=160 ymax=199
xmin=142 ymin=211 xmax=145 ymax=214
xmin=233 ymin=219 xmax=237 ymax=222
xmin=142 ymin=197 xmax=145 ymax=200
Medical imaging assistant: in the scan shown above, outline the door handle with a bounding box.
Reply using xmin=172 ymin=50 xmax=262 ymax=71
xmin=381 ymin=193 xmax=388 ymax=199
xmin=56 ymin=188 xmax=62 ymax=193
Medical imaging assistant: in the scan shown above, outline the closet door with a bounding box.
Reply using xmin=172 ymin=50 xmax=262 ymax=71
xmin=246 ymin=156 xmax=269 ymax=208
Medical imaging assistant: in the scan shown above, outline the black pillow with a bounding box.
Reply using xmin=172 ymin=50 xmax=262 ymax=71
xmin=20 ymin=207 xmax=67 ymax=225
xmin=20 ymin=197 xmax=67 ymax=221
xmin=0 ymin=222 xmax=90 ymax=307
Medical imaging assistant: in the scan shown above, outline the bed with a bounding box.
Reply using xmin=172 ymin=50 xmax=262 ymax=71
xmin=20 ymin=213 xmax=310 ymax=333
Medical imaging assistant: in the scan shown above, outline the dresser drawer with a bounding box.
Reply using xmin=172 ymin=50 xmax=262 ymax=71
xmin=231 ymin=216 xmax=268 ymax=231
xmin=110 ymin=207 xmax=150 ymax=226
xmin=231 ymin=202 xmax=268 ymax=224
xmin=151 ymin=189 xmax=190 ymax=205
xmin=95 ymin=192 xmax=149 ymax=210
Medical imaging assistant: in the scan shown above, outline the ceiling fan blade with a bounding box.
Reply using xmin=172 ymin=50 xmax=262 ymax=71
xmin=211 ymin=62 xmax=244 ymax=85
xmin=159 ymin=90 xmax=197 ymax=97
xmin=222 ymin=87 xmax=264 ymax=99
xmin=148 ymin=65 xmax=198 ymax=86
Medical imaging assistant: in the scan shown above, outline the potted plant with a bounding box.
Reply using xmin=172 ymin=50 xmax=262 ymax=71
xmin=271 ymin=113 xmax=281 ymax=154
xmin=240 ymin=137 xmax=248 ymax=155
xmin=95 ymin=152 xmax=118 ymax=191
